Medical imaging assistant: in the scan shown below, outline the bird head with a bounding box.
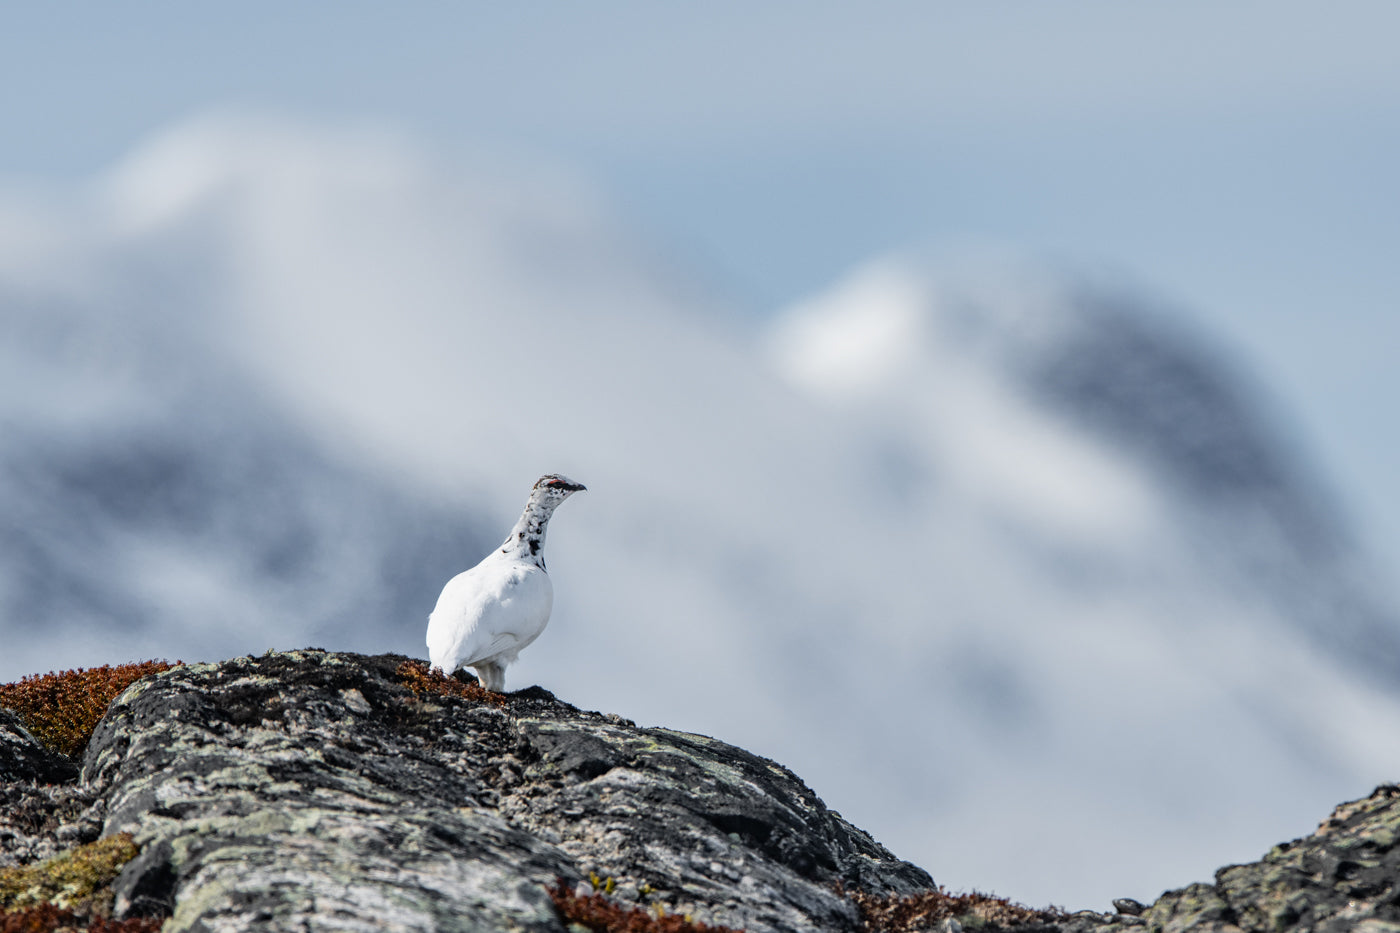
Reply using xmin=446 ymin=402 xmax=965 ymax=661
xmin=533 ymin=474 xmax=587 ymax=502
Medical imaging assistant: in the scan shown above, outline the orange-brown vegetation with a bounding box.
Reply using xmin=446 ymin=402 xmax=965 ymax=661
xmin=549 ymin=882 xmax=744 ymax=933
xmin=0 ymin=662 xmax=177 ymax=758
xmin=0 ymin=903 xmax=164 ymax=933
xmin=848 ymin=886 xmax=1068 ymax=932
xmin=396 ymin=660 xmax=506 ymax=707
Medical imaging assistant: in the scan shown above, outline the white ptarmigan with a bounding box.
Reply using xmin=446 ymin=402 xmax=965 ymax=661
xmin=426 ymin=474 xmax=586 ymax=691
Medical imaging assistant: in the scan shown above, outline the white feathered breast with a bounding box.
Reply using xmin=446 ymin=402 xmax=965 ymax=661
xmin=426 ymin=550 xmax=555 ymax=674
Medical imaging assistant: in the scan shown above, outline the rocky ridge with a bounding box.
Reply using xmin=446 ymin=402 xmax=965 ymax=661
xmin=7 ymin=650 xmax=932 ymax=931
xmin=3 ymin=650 xmax=1400 ymax=932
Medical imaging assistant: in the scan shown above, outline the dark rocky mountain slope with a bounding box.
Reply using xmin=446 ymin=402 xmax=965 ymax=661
xmin=4 ymin=650 xmax=1400 ymax=932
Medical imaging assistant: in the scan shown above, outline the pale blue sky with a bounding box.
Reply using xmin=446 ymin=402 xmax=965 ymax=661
xmin=3 ymin=2 xmax=1399 ymax=566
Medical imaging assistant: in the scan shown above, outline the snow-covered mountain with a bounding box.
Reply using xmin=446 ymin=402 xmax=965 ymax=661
xmin=2 ymin=115 xmax=1399 ymax=908
xmin=765 ymin=260 xmax=1400 ymax=901
xmin=769 ymin=260 xmax=1400 ymax=686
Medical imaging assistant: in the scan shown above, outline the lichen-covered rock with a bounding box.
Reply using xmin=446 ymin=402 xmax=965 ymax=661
xmin=80 ymin=649 xmax=933 ymax=932
xmin=1141 ymin=785 xmax=1400 ymax=933
xmin=0 ymin=706 xmax=98 ymax=872
xmin=1046 ymin=785 xmax=1400 ymax=933
xmin=0 ymin=707 xmax=75 ymax=785
xmin=0 ymin=779 xmax=102 ymax=870
xmin=16 ymin=646 xmax=1396 ymax=932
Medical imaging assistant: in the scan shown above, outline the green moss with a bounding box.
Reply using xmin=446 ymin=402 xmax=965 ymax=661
xmin=0 ymin=833 xmax=140 ymax=911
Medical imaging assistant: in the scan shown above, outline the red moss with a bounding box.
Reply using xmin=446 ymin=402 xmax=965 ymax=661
xmin=549 ymin=882 xmax=743 ymax=933
xmin=0 ymin=662 xmax=178 ymax=758
xmin=395 ymin=660 xmax=505 ymax=707
xmin=0 ymin=903 xmax=164 ymax=933
xmin=848 ymin=886 xmax=1068 ymax=932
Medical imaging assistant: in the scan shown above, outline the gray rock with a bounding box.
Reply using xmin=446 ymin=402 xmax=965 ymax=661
xmin=1141 ymin=784 xmax=1400 ymax=933
xmin=17 ymin=647 xmax=1397 ymax=932
xmin=80 ymin=649 xmax=933 ymax=931
xmin=1049 ymin=785 xmax=1400 ymax=933
xmin=0 ymin=705 xmax=76 ymax=784
xmin=0 ymin=707 xmax=97 ymax=868
xmin=0 ymin=778 xmax=102 ymax=870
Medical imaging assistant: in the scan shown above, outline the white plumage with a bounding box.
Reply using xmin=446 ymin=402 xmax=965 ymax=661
xmin=426 ymin=474 xmax=585 ymax=691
